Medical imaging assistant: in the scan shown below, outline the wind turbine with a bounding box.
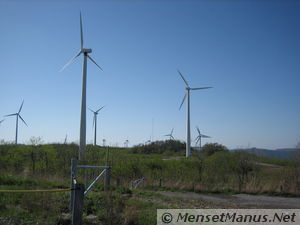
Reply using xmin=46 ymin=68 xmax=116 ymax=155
xmin=60 ymin=13 xmax=103 ymax=159
xmin=124 ymin=139 xmax=129 ymax=148
xmin=5 ymin=100 xmax=27 ymax=145
xmin=64 ymin=134 xmax=68 ymax=144
xmin=164 ymin=128 xmax=175 ymax=140
xmin=89 ymin=106 xmax=105 ymax=146
xmin=178 ymin=70 xmax=212 ymax=157
xmin=195 ymin=126 xmax=211 ymax=150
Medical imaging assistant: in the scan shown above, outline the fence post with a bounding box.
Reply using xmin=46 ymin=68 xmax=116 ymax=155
xmin=104 ymin=167 xmax=110 ymax=192
xmin=70 ymin=158 xmax=77 ymax=211
xmin=72 ymin=183 xmax=85 ymax=225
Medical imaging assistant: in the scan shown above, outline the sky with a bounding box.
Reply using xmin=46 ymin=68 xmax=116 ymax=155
xmin=0 ymin=0 xmax=299 ymax=149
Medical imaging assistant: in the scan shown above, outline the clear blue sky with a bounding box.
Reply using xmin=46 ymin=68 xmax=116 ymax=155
xmin=0 ymin=0 xmax=299 ymax=149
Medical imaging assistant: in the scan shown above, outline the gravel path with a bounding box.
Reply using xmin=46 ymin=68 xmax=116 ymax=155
xmin=159 ymin=191 xmax=300 ymax=208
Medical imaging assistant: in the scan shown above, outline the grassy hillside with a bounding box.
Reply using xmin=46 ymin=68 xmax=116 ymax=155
xmin=0 ymin=142 xmax=299 ymax=224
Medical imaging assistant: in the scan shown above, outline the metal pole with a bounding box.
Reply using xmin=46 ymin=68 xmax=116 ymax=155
xmin=84 ymin=169 xmax=106 ymax=195
xmin=72 ymin=183 xmax=85 ymax=225
xmin=70 ymin=158 xmax=77 ymax=211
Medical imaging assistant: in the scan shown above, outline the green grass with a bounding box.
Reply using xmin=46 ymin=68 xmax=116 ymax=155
xmin=0 ymin=143 xmax=299 ymax=224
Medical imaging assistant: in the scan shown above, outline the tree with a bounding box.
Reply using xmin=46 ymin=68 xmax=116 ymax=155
xmin=230 ymin=151 xmax=255 ymax=192
xmin=201 ymin=143 xmax=228 ymax=156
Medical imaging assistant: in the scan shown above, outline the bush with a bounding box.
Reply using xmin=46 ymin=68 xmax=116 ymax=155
xmin=201 ymin=143 xmax=228 ymax=156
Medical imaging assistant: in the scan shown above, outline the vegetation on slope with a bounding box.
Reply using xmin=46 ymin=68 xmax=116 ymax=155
xmin=0 ymin=141 xmax=299 ymax=224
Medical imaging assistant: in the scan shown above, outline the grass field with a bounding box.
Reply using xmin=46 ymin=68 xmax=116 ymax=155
xmin=0 ymin=142 xmax=299 ymax=224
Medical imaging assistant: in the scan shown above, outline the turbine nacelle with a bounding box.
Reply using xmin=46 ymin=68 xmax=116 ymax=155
xmin=82 ymin=48 xmax=92 ymax=54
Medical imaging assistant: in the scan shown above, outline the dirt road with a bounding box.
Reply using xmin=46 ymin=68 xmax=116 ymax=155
xmin=159 ymin=191 xmax=300 ymax=208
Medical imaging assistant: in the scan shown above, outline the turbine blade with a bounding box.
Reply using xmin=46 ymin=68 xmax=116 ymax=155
xmin=19 ymin=115 xmax=27 ymax=126
xmin=89 ymin=108 xmax=95 ymax=113
xmin=59 ymin=51 xmax=81 ymax=72
xmin=0 ymin=119 xmax=4 ymax=123
xmin=196 ymin=126 xmax=201 ymax=135
xmin=4 ymin=113 xmax=17 ymax=117
xmin=177 ymin=70 xmax=189 ymax=87
xmin=195 ymin=137 xmax=200 ymax=143
xmin=87 ymin=55 xmax=103 ymax=71
xmin=93 ymin=115 xmax=95 ymax=127
xmin=201 ymin=134 xmax=211 ymax=138
xmin=171 ymin=128 xmax=174 ymax=135
xmin=179 ymin=93 xmax=187 ymax=110
xmin=96 ymin=105 xmax=105 ymax=113
xmin=190 ymin=87 xmax=212 ymax=90
xmin=18 ymin=100 xmax=24 ymax=113
xmin=171 ymin=135 xmax=175 ymax=140
xmin=80 ymin=12 xmax=84 ymax=50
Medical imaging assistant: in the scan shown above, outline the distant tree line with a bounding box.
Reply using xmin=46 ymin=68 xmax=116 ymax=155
xmin=131 ymin=140 xmax=185 ymax=155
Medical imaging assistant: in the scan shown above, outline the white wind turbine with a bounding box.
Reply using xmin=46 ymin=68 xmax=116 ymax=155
xmin=124 ymin=139 xmax=129 ymax=148
xmin=178 ymin=70 xmax=212 ymax=157
xmin=164 ymin=128 xmax=175 ymax=140
xmin=89 ymin=106 xmax=105 ymax=146
xmin=5 ymin=100 xmax=27 ymax=145
xmin=60 ymin=13 xmax=103 ymax=159
xmin=195 ymin=126 xmax=211 ymax=150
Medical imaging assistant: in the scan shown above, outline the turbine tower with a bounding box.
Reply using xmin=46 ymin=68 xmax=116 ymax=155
xmin=89 ymin=106 xmax=104 ymax=146
xmin=5 ymin=100 xmax=27 ymax=145
xmin=64 ymin=134 xmax=68 ymax=144
xmin=164 ymin=128 xmax=175 ymax=140
xmin=195 ymin=126 xmax=211 ymax=150
xmin=178 ymin=70 xmax=212 ymax=157
xmin=124 ymin=139 xmax=129 ymax=148
xmin=60 ymin=13 xmax=103 ymax=159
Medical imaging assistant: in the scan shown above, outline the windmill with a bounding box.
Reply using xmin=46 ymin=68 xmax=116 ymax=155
xmin=164 ymin=128 xmax=175 ymax=140
xmin=124 ymin=139 xmax=129 ymax=148
xmin=60 ymin=13 xmax=103 ymax=159
xmin=5 ymin=100 xmax=27 ymax=144
xmin=64 ymin=134 xmax=68 ymax=144
xmin=178 ymin=70 xmax=212 ymax=157
xmin=195 ymin=126 xmax=211 ymax=150
xmin=89 ymin=106 xmax=105 ymax=146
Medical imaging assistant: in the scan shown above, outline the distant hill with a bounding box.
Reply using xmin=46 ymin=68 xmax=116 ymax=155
xmin=231 ymin=148 xmax=298 ymax=160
